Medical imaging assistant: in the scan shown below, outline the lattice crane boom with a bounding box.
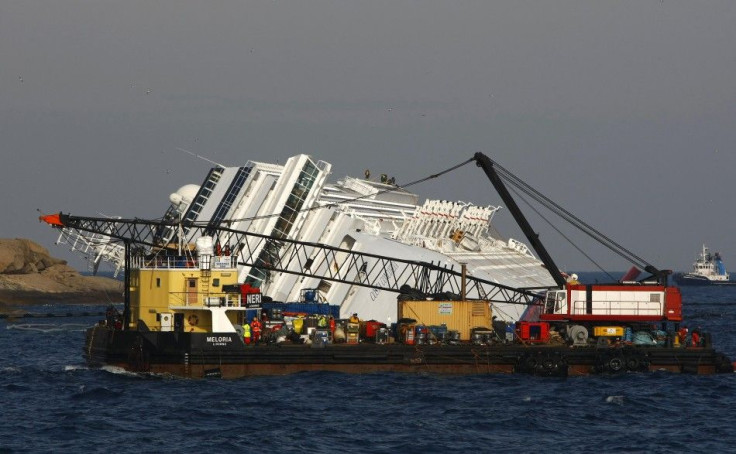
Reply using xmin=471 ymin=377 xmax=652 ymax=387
xmin=39 ymin=212 xmax=544 ymax=307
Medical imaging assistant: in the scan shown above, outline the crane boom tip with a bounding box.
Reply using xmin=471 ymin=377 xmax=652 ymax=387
xmin=39 ymin=213 xmax=64 ymax=227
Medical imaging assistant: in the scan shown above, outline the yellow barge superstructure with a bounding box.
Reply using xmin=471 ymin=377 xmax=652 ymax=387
xmin=127 ymin=252 xmax=246 ymax=335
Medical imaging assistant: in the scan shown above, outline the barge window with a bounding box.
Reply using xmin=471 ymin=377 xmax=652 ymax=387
xmin=544 ymin=291 xmax=567 ymax=314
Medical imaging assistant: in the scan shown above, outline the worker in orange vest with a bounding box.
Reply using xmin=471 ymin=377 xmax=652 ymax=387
xmin=691 ymin=328 xmax=701 ymax=347
xmin=251 ymin=317 xmax=262 ymax=344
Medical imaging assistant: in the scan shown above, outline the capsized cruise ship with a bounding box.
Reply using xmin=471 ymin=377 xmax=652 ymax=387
xmin=57 ymin=154 xmax=555 ymax=322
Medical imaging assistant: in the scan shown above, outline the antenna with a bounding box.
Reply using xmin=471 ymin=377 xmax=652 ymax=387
xmin=175 ymin=147 xmax=225 ymax=168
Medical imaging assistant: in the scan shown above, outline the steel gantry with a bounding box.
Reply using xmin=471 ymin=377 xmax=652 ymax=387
xmin=40 ymin=212 xmax=543 ymax=307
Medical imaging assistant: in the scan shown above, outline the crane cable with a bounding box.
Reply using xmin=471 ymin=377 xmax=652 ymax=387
xmin=498 ymin=166 xmax=648 ymax=268
xmin=490 ymin=159 xmax=652 ymax=270
xmin=505 ymin=183 xmax=617 ymax=281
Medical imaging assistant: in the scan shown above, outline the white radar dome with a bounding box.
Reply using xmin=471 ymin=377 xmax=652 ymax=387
xmin=169 ymin=184 xmax=200 ymax=206
xmin=169 ymin=193 xmax=182 ymax=205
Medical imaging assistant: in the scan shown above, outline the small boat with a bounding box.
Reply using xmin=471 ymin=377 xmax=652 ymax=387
xmin=675 ymin=245 xmax=735 ymax=286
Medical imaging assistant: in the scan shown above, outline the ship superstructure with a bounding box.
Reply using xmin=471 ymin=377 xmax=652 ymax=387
xmin=675 ymin=244 xmax=733 ymax=286
xmin=54 ymin=154 xmax=554 ymax=322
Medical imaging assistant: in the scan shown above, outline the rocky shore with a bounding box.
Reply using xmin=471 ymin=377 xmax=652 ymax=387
xmin=0 ymin=239 xmax=123 ymax=309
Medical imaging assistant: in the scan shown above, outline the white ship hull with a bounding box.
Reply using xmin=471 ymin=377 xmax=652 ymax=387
xmin=55 ymin=154 xmax=555 ymax=322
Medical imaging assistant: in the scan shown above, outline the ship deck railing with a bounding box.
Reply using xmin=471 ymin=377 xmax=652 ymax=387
xmin=131 ymin=255 xmax=238 ymax=271
xmin=570 ymin=300 xmax=663 ymax=316
xmin=168 ymin=291 xmax=247 ymax=309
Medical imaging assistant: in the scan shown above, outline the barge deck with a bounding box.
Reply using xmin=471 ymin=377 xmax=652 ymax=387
xmin=86 ymin=326 xmax=734 ymax=378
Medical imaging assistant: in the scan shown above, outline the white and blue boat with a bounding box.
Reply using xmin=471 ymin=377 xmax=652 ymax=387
xmin=675 ymin=244 xmax=735 ymax=286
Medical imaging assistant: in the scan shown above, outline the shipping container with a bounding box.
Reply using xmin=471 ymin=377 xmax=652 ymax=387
xmin=397 ymin=300 xmax=491 ymax=341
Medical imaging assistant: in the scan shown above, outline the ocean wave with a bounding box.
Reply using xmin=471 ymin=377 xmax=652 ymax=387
xmin=6 ymin=323 xmax=92 ymax=332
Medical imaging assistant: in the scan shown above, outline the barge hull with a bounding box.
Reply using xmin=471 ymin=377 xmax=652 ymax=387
xmin=85 ymin=326 xmax=734 ymax=378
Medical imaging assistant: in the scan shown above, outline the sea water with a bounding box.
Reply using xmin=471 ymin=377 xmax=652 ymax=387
xmin=1 ymin=282 xmax=736 ymax=453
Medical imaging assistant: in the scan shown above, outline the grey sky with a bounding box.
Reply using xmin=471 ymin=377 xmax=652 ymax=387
xmin=2 ymin=1 xmax=735 ymax=273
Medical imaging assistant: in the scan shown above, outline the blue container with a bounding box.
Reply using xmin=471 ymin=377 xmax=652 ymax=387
xmin=245 ymin=309 xmax=259 ymax=323
xmin=624 ymin=327 xmax=633 ymax=343
xmin=261 ymin=302 xmax=340 ymax=318
xmin=505 ymin=324 xmax=515 ymax=342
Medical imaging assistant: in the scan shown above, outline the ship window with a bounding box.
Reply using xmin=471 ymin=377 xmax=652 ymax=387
xmin=650 ymin=293 xmax=661 ymax=303
xmin=213 ymin=278 xmax=220 ymax=287
xmin=246 ymin=159 xmax=322 ymax=287
xmin=318 ymin=280 xmax=332 ymax=294
xmin=156 ymin=278 xmax=161 ymax=288
xmin=210 ymin=167 xmax=251 ymax=229
xmin=554 ymin=292 xmax=567 ymax=313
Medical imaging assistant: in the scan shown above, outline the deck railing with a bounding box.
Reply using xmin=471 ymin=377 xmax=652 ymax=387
xmin=570 ymin=299 xmax=663 ymax=316
xmin=131 ymin=255 xmax=238 ymax=270
xmin=169 ymin=291 xmax=244 ymax=308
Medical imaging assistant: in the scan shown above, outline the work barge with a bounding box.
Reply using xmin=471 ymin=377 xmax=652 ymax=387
xmin=44 ymin=153 xmax=734 ymax=378
xmin=86 ymin=327 xmax=735 ymax=379
xmin=82 ymin=257 xmax=733 ymax=378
